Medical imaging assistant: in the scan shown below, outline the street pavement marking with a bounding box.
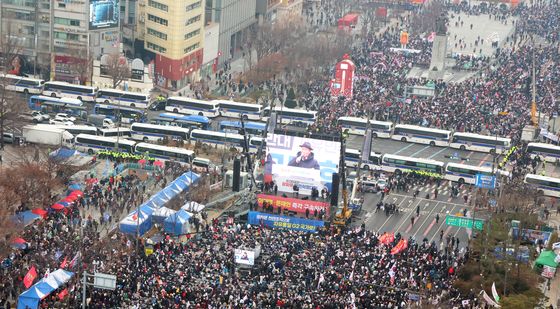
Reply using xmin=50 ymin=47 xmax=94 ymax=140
xmin=377 ymin=197 xmax=410 ymax=232
xmin=410 ymin=145 xmax=431 ymax=157
xmin=428 ymin=146 xmax=450 ymax=159
xmin=477 ymin=153 xmax=492 ymax=167
xmin=459 ymin=150 xmax=475 ymax=164
xmin=393 ymin=143 xmax=416 ymax=155
xmin=395 ymin=198 xmax=423 ymax=232
xmin=415 ymin=201 xmax=439 ymax=238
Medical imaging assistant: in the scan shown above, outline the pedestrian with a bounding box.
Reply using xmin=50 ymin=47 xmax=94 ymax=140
xmin=416 ymin=205 xmax=420 ymax=217
xmin=440 ymin=230 xmax=444 ymax=242
xmin=434 ymin=189 xmax=438 ymax=199
xmin=436 ymin=214 xmax=440 ymax=224
xmin=411 ymin=216 xmax=415 ymax=226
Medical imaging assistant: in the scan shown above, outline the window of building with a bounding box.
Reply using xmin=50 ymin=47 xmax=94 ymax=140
xmin=185 ymin=15 xmax=201 ymax=26
xmin=147 ymin=28 xmax=168 ymax=40
xmin=148 ymin=14 xmax=168 ymax=26
xmin=184 ymin=28 xmax=200 ymax=40
xmin=147 ymin=42 xmax=167 ymax=53
xmin=184 ymin=42 xmax=200 ymax=54
xmin=58 ymin=2 xmax=65 ymax=8
xmin=186 ymin=1 xmax=201 ymax=12
xmin=148 ymin=0 xmax=168 ymax=12
xmin=54 ymin=17 xmax=80 ymax=27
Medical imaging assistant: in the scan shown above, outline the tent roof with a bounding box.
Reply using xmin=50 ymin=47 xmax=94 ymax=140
xmin=535 ymin=250 xmax=558 ymax=268
xmin=17 ymin=269 xmax=74 ymax=309
xmin=164 ymin=209 xmax=191 ymax=224
xmin=181 ymin=201 xmax=205 ymax=212
xmin=152 ymin=207 xmax=176 ymax=218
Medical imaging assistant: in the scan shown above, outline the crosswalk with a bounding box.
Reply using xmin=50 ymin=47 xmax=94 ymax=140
xmin=394 ymin=180 xmax=472 ymax=202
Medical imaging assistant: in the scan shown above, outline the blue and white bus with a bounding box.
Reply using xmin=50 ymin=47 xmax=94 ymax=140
xmin=130 ymin=123 xmax=190 ymax=142
xmin=73 ymin=134 xmax=136 ymax=155
xmin=190 ymin=129 xmax=244 ymax=151
xmin=165 ymin=97 xmax=220 ymax=118
xmin=338 ymin=116 xmax=394 ymax=138
xmin=344 ymin=149 xmax=382 ymax=170
xmin=93 ymin=104 xmax=146 ymax=124
xmin=444 ymin=162 xmax=495 ymax=185
xmin=1 ymin=74 xmax=44 ymax=94
xmin=524 ymin=174 xmax=560 ymax=198
xmin=28 ymin=95 xmax=88 ymax=119
xmin=219 ymin=121 xmax=266 ymax=136
xmin=262 ymin=107 xmax=317 ymax=126
xmin=134 ymin=143 xmax=194 ymax=163
xmin=380 ymin=154 xmax=445 ymax=174
xmin=450 ymin=132 xmax=511 ymax=154
xmin=248 ymin=136 xmax=266 ymax=153
xmin=391 ymin=124 xmax=451 ymax=147
xmin=42 ymin=81 xmax=97 ymax=102
xmin=213 ymin=100 xmax=263 ymax=120
xmin=95 ymin=89 xmax=151 ymax=109
xmin=152 ymin=112 xmax=210 ymax=129
xmin=527 ymin=142 xmax=560 ymax=163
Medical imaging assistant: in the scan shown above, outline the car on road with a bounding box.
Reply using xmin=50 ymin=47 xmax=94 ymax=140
xmin=19 ymin=111 xmax=50 ymax=123
xmin=2 ymin=132 xmax=15 ymax=144
xmin=54 ymin=113 xmax=76 ymax=123
xmin=148 ymin=100 xmax=166 ymax=111
xmin=49 ymin=118 xmax=74 ymax=126
xmin=361 ymin=178 xmax=388 ymax=193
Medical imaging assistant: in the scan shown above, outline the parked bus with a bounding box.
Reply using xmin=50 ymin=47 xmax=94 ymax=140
xmin=189 ymin=129 xmax=244 ymax=151
xmin=219 ymin=121 xmax=266 ymax=136
xmin=165 ymin=97 xmax=220 ymax=118
xmin=213 ymin=99 xmax=262 ymax=120
xmin=152 ymin=113 xmax=210 ymax=129
xmin=93 ymin=104 xmax=146 ymax=124
xmin=338 ymin=116 xmax=394 ymax=138
xmin=248 ymin=136 xmax=266 ymax=153
xmin=450 ymin=132 xmax=511 ymax=154
xmin=526 ymin=142 xmax=560 ymax=162
xmin=42 ymin=81 xmax=97 ymax=102
xmin=524 ymin=174 xmax=560 ymax=197
xmin=28 ymin=95 xmax=88 ymax=119
xmin=134 ymin=142 xmax=194 ymax=163
xmin=95 ymin=89 xmax=151 ymax=109
xmin=99 ymin=128 xmax=132 ymax=138
xmin=391 ymin=124 xmax=451 ymax=146
xmin=344 ymin=148 xmax=362 ymax=169
xmin=73 ymin=134 xmax=135 ymax=154
xmin=444 ymin=162 xmax=495 ymax=184
xmin=38 ymin=124 xmax=99 ymax=136
xmin=262 ymin=107 xmax=317 ymax=126
xmin=130 ymin=123 xmax=190 ymax=142
xmin=1 ymin=74 xmax=44 ymax=94
xmin=344 ymin=149 xmax=382 ymax=170
xmin=380 ymin=154 xmax=445 ymax=174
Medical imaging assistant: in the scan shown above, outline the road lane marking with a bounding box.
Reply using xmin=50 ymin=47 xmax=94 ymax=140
xmin=393 ymin=143 xmax=416 ymax=155
xmin=410 ymin=145 xmax=431 ymax=157
xmin=428 ymin=147 xmax=449 ymax=159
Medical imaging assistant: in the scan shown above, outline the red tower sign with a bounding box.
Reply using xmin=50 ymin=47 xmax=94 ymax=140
xmin=330 ymin=54 xmax=355 ymax=99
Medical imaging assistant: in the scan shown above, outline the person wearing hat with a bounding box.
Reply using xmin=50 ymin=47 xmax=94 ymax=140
xmin=288 ymin=141 xmax=320 ymax=169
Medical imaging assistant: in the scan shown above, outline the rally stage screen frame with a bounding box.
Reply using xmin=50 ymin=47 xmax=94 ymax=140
xmin=89 ymin=0 xmax=119 ymax=30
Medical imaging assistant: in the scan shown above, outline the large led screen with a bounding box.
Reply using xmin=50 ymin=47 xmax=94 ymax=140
xmin=264 ymin=134 xmax=340 ymax=195
xmin=89 ymin=0 xmax=119 ymax=30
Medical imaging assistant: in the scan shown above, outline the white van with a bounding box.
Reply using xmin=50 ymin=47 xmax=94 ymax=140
xmin=192 ymin=157 xmax=213 ymax=173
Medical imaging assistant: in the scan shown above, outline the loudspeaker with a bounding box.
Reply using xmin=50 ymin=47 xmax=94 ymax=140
xmin=232 ymin=159 xmax=241 ymax=192
xmin=330 ymin=173 xmax=340 ymax=206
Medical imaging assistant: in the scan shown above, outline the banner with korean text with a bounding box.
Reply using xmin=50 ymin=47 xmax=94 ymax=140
xmin=248 ymin=211 xmax=324 ymax=232
xmin=256 ymin=194 xmax=330 ymax=216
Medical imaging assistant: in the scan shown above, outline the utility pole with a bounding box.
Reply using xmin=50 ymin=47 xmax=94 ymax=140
xmin=356 ymin=111 xmax=373 ymax=182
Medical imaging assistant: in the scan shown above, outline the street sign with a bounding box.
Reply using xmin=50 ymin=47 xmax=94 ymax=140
xmin=475 ymin=174 xmax=496 ymax=189
xmin=445 ymin=215 xmax=484 ymax=230
xmin=93 ymin=272 xmax=117 ymax=290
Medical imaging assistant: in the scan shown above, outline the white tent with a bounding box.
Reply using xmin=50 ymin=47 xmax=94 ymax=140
xmin=152 ymin=207 xmax=177 ymax=224
xmin=181 ymin=201 xmax=205 ymax=213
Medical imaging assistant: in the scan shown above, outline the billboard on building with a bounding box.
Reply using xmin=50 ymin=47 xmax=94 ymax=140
xmin=89 ymin=0 xmax=119 ymax=30
xmin=264 ymin=134 xmax=340 ymax=195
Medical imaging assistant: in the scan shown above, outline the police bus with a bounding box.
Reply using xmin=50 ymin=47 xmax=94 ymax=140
xmin=73 ymin=134 xmax=136 ymax=155
xmin=213 ymin=99 xmax=263 ymax=120
xmin=524 ymin=174 xmax=560 ymax=197
xmin=262 ymin=107 xmax=317 ymax=126
xmin=391 ymin=124 xmax=451 ymax=147
xmin=380 ymin=154 xmax=445 ymax=175
xmin=189 ymin=129 xmax=244 ymax=151
xmin=450 ymin=132 xmax=511 ymax=154
xmin=134 ymin=143 xmax=194 ymax=163
xmin=42 ymin=81 xmax=97 ymax=102
xmin=526 ymin=142 xmax=560 ymax=162
xmin=1 ymin=74 xmax=44 ymax=94
xmin=152 ymin=113 xmax=210 ymax=129
xmin=93 ymin=104 xmax=146 ymax=124
xmin=130 ymin=123 xmax=190 ymax=142
xmin=338 ymin=116 xmax=394 ymax=138
xmin=28 ymin=95 xmax=87 ymax=119
xmin=219 ymin=121 xmax=266 ymax=136
xmin=95 ymin=89 xmax=151 ymax=109
xmin=165 ymin=97 xmax=220 ymax=118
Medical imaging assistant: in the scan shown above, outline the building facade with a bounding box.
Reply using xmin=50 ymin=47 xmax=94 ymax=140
xmin=277 ymin=0 xmax=303 ymax=18
xmin=205 ymin=0 xmax=256 ymax=66
xmin=145 ymin=0 xmax=205 ymax=93
xmin=255 ymin=0 xmax=281 ymax=23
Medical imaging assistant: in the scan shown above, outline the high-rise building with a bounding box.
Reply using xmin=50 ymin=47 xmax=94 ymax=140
xmin=145 ymin=0 xmax=205 ymax=93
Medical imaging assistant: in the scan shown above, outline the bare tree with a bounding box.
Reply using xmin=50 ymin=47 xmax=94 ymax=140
xmin=105 ymin=52 xmax=131 ymax=89
xmin=65 ymin=44 xmax=94 ymax=85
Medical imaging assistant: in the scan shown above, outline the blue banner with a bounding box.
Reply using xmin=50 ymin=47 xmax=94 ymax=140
xmin=248 ymin=211 xmax=324 ymax=232
xmin=475 ymin=174 xmax=496 ymax=189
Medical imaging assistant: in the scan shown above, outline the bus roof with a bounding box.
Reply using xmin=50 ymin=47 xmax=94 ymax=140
xmin=167 ymin=96 xmax=216 ymax=105
xmin=31 ymin=95 xmax=83 ymax=104
xmin=95 ymin=103 xmax=144 ymax=112
xmin=263 ymin=106 xmax=317 ymax=114
xmin=45 ymin=81 xmax=96 ymax=89
xmin=525 ymin=173 xmax=560 ymax=182
xmin=100 ymin=127 xmax=132 ymax=133
xmin=338 ymin=116 xmax=393 ymax=125
xmin=383 ymin=153 xmax=445 ymax=165
xmin=446 ymin=162 xmax=493 ymax=172
xmin=528 ymin=142 xmax=560 ymax=149
xmin=37 ymin=124 xmax=97 ymax=131
xmin=190 ymin=129 xmax=244 ymax=139
xmin=219 ymin=120 xmax=266 ymax=130
xmin=131 ymin=122 xmax=190 ymax=133
xmin=453 ymin=132 xmax=511 ymax=141
xmin=98 ymin=88 xmax=150 ymax=96
xmin=158 ymin=113 xmax=210 ymax=123
xmin=212 ymin=99 xmax=262 ymax=108
xmin=75 ymin=133 xmax=136 ymax=145
xmin=394 ymin=124 xmax=451 ymax=134
xmin=2 ymin=74 xmax=43 ymax=81
xmin=135 ymin=142 xmax=195 ymax=155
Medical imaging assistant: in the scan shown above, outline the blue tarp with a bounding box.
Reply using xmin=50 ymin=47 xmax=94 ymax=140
xmin=119 ymin=171 xmax=199 ymax=236
xmin=49 ymin=148 xmax=83 ymax=160
xmin=17 ymin=269 xmax=74 ymax=309
xmin=11 ymin=211 xmax=42 ymax=227
xmin=163 ymin=209 xmax=191 ymax=235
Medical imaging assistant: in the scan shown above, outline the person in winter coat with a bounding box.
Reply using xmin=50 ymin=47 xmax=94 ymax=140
xmin=288 ymin=142 xmax=320 ymax=170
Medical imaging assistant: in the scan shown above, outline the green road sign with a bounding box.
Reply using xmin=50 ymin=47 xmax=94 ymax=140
xmin=445 ymin=215 xmax=484 ymax=230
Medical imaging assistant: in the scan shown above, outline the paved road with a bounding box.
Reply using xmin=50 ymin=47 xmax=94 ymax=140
xmin=351 ymin=180 xmax=489 ymax=250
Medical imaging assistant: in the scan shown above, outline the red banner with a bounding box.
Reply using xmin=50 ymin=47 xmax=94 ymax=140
xmin=257 ymin=194 xmax=330 ymax=216
xmin=23 ymin=266 xmax=38 ymax=288
xmin=390 ymin=239 xmax=408 ymax=255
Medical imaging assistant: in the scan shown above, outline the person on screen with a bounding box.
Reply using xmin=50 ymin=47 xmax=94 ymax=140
xmin=288 ymin=142 xmax=320 ymax=169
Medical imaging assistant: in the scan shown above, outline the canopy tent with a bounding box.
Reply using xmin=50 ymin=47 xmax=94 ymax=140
xmin=17 ymin=269 xmax=74 ymax=309
xmin=119 ymin=208 xmax=153 ymax=235
xmin=119 ymin=171 xmax=199 ymax=236
xmin=11 ymin=211 xmax=42 ymax=227
xmin=181 ymin=201 xmax=205 ymax=213
xmin=535 ymin=250 xmax=558 ymax=268
xmin=152 ymin=207 xmax=176 ymax=224
xmin=163 ymin=209 xmax=191 ymax=236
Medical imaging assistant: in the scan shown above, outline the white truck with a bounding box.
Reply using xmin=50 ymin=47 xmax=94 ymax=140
xmin=87 ymin=114 xmax=115 ymax=129
xmin=23 ymin=125 xmax=74 ymax=146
